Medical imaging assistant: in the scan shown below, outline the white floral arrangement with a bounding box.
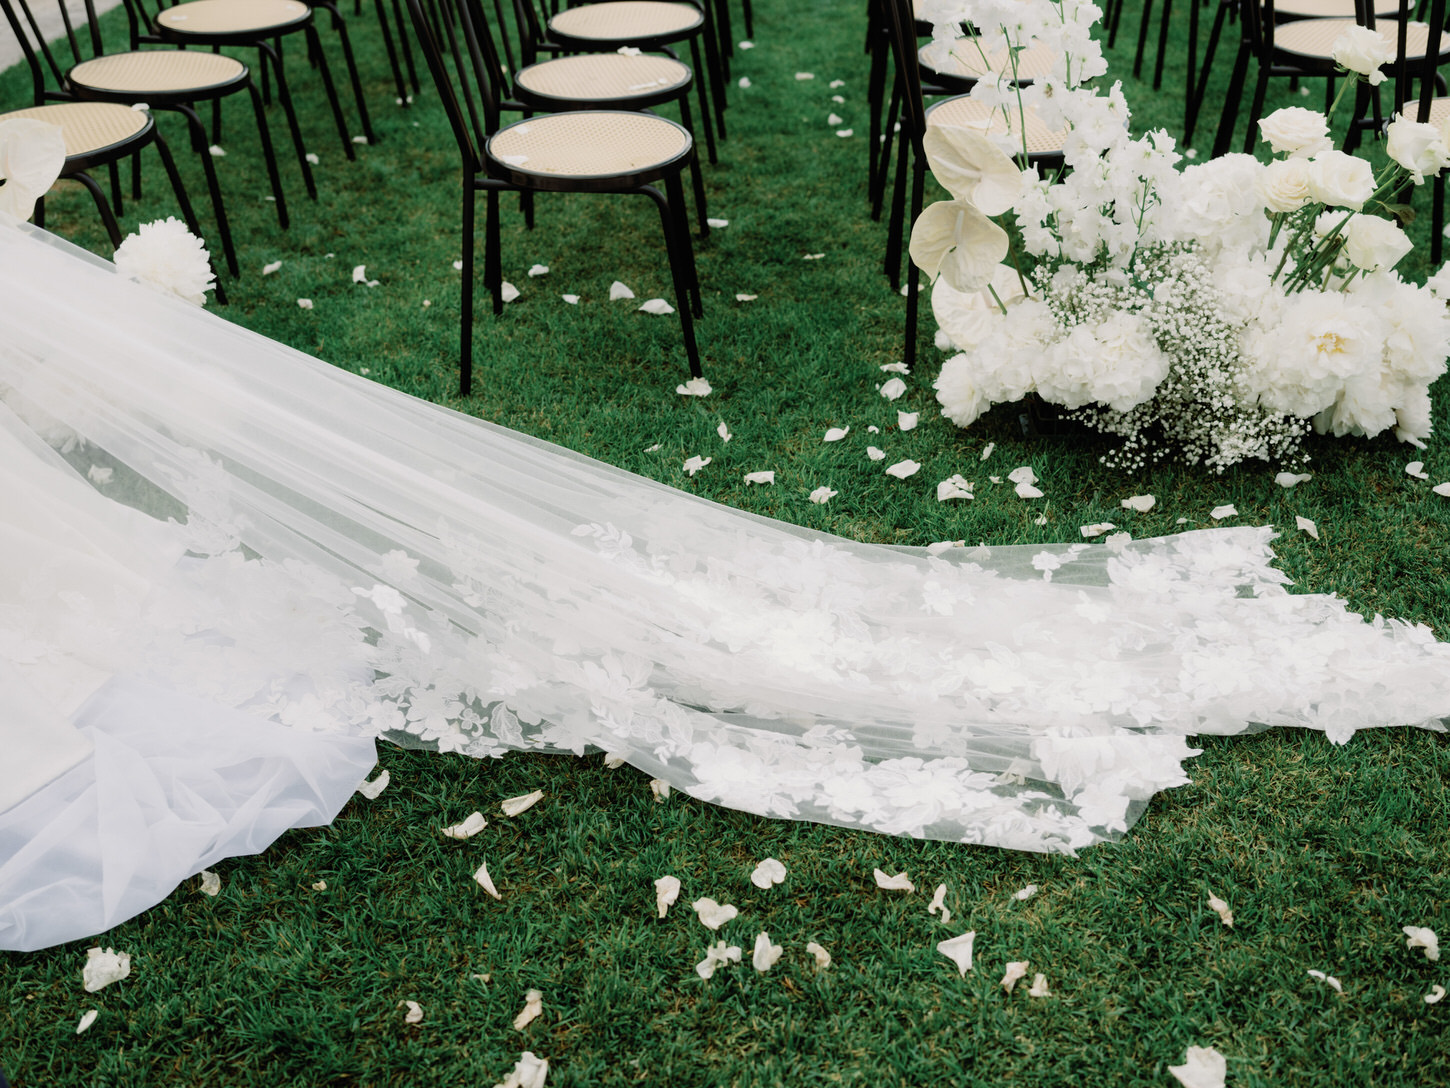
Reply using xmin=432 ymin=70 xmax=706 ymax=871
xmin=113 ymin=217 xmax=215 ymax=306
xmin=915 ymin=0 xmax=1450 ymax=470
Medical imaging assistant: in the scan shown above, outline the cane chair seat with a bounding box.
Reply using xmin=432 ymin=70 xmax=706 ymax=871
xmin=548 ymin=1 xmax=704 ymax=42
xmin=69 ymin=50 xmax=248 ymax=97
xmin=1275 ymin=17 xmax=1432 ymax=62
xmin=155 ymin=0 xmax=311 ymax=36
xmin=514 ymin=53 xmax=691 ymax=102
xmin=0 ymin=101 xmax=149 ymax=158
xmin=926 ymin=96 xmax=1066 ymax=157
xmin=488 ymin=110 xmax=691 ymax=178
xmin=920 ymin=37 xmax=1059 ymax=83
xmin=1275 ymin=0 xmax=1399 ymax=18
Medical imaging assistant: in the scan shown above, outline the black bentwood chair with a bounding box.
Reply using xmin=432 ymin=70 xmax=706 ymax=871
xmin=407 ymin=0 xmax=705 ymax=395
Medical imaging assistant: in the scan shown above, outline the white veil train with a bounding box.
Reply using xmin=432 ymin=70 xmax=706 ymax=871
xmin=3 ymin=218 xmax=1449 ymax=951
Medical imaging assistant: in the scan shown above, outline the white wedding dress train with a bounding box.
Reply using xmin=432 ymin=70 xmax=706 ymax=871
xmin=2 ymin=219 xmax=1448 ymax=952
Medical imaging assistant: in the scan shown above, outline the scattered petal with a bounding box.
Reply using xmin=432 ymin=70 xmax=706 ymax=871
xmin=828 ymin=113 xmax=843 ymax=126
xmin=528 ymin=263 xmax=549 ymax=277
xmin=513 ymin=989 xmax=543 ymax=1030
xmin=808 ymin=486 xmax=837 ymax=504
xmin=682 ymin=454 xmax=712 ymax=476
xmin=1404 ymin=925 xmax=1440 ymax=960
xmin=695 ymin=940 xmax=742 ymax=979
xmin=738 ymin=40 xmax=753 ymax=49
xmin=82 ymin=948 xmax=131 ymax=992
xmin=1008 ymin=466 xmax=1037 ymax=486
xmin=262 ymin=260 xmax=282 ymax=275
xmin=491 ymin=1051 xmax=549 ymax=1088
xmin=885 ymin=459 xmax=921 ymax=479
xmin=1406 ymin=461 xmax=1430 ymax=480
xmin=1120 ymin=494 xmax=1155 ymax=512
xmin=1105 ymin=531 xmax=1133 ymax=552
xmin=1210 ymin=504 xmax=1238 ymax=520
xmin=1014 ymin=885 xmax=1038 ymax=901
xmin=442 ymin=811 xmax=488 ymax=839
xmin=198 ymin=870 xmax=221 ymax=896
xmin=638 ymin=297 xmax=674 ymax=315
xmin=616 ymin=46 xmax=641 ymax=56
xmin=1015 ymin=482 xmax=1044 ymax=499
xmin=1080 ymin=523 xmax=1116 ymax=539
xmin=352 ymin=264 xmax=369 ymax=284
xmin=795 ymin=72 xmax=815 ymax=80
xmin=717 ymin=421 xmax=732 ymax=442
xmin=609 ymin=280 xmax=635 ymax=300
xmin=297 ymin=298 xmax=313 ymax=309
xmin=1275 ymin=472 xmax=1312 ymax=487
xmin=866 ymin=446 xmax=886 ymax=461
xmin=654 ymin=875 xmax=681 ymax=918
xmin=305 ymin=152 xmax=320 ymax=165
xmin=926 ymin=540 xmax=965 ymax=556
xmin=311 ymin=880 xmax=327 ymax=891
xmin=501 ymin=790 xmax=544 ymax=817
xmin=1207 ymin=892 xmax=1234 ymax=927
xmin=1027 ymin=973 xmax=1051 ymax=998
xmin=880 ymin=361 xmax=910 ymax=373
xmin=453 ymin=260 xmax=464 ymax=271
xmin=752 ymin=932 xmax=783 ymax=972
xmin=936 ymin=931 xmax=975 ymax=975
xmin=823 ymin=426 xmax=850 ymax=442
xmin=474 ymin=860 xmax=501 ymax=899
xmin=1176 ymin=516 xmax=1190 ymax=524
xmin=832 ymin=95 xmax=845 ymax=104
xmin=1168 ymin=1046 xmax=1227 ymax=1088
xmin=805 ymin=941 xmax=832 ymax=969
xmin=1434 ymin=482 xmax=1450 ymax=497
xmin=750 ymin=858 xmax=787 ymax=889
xmin=1000 ymin=960 xmax=1029 ymax=992
xmin=937 ymin=475 xmax=974 ymax=501
xmin=867 ymin=425 xmax=880 ymax=433
xmin=500 ymin=282 xmax=520 ymax=303
xmin=1307 ymin=969 xmax=1343 ymax=992
xmin=1034 ymin=515 xmax=1048 ymax=525
xmin=897 ymin=410 xmax=919 ymax=431
xmin=561 ymin=294 xmax=579 ymax=305
xmin=676 ymin=377 xmax=713 ymax=397
xmin=649 ymin=777 xmax=671 ymax=801
xmin=76 ymin=1009 xmax=98 ymax=1034
xmin=830 ymin=79 xmax=845 ymax=87
xmin=1296 ymin=515 xmax=1319 ymax=540
xmin=874 ymin=868 xmax=914 ymax=892
xmin=706 ymin=217 xmax=729 ymax=228
xmin=927 ymin=883 xmax=947 ymax=917
xmin=357 ymin=769 xmax=390 ymax=799
xmin=399 ymin=999 xmax=424 ymax=1024
xmin=735 ymin=293 xmax=757 ymax=302
xmin=980 ymin=442 xmax=995 ymax=461
xmin=692 ymin=898 xmax=739 ymax=930
xmin=87 ymin=465 xmax=113 ymax=485
xmin=880 ymin=377 xmax=907 ymax=401
xmin=644 ymin=444 xmax=662 ymax=453
xmin=1426 ymin=984 xmax=1447 ymax=1004
xmin=743 ymin=470 xmax=775 ymax=485
xmin=738 ymin=76 xmax=751 ymax=89
xmin=836 ymin=129 xmax=854 ymax=138
xmin=802 ymin=252 xmax=825 ymax=260
xmin=208 ymin=144 xmax=226 ymax=157
xmin=352 ymin=135 xmax=369 ymax=144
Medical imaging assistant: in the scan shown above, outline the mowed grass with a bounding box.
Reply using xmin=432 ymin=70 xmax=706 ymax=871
xmin=3 ymin=1 xmax=1449 ymax=1084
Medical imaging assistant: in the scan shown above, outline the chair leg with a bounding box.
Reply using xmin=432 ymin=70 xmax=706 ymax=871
xmin=461 ymin=182 xmax=476 ymax=395
xmin=261 ymin=40 xmax=319 ymax=199
xmin=867 ymin=23 xmax=887 ymax=205
xmin=72 ymin=169 xmax=125 ymax=248
xmin=324 ymin=3 xmax=377 ymax=143
xmin=741 ymin=0 xmax=752 ymax=38
xmin=872 ymin=79 xmax=901 ymax=222
xmin=904 ymin=154 xmax=926 ymax=373
xmin=391 ymin=0 xmax=422 ymax=94
xmin=884 ymin=120 xmax=910 ymax=288
xmin=374 ymin=0 xmax=411 ymax=103
xmin=1133 ymin=0 xmax=1154 ymax=79
xmin=1211 ymin=41 xmax=1251 ymax=159
xmin=1433 ymin=171 xmax=1444 ymax=265
xmin=1186 ymin=0 xmax=1231 ymax=147
xmin=675 ymin=93 xmax=711 ymax=232
xmin=1242 ymin=66 xmax=1270 ymax=154
xmin=699 ymin=19 xmax=728 ymax=138
xmin=486 ymin=187 xmax=503 ymax=316
xmin=689 ymin=37 xmax=719 ymax=160
xmin=247 ymin=79 xmax=292 ymax=228
xmin=132 ymin=151 xmax=142 ymax=200
xmin=1153 ymin=0 xmax=1173 ymax=90
xmin=305 ymin=24 xmax=358 ymax=159
xmin=647 ymin=175 xmax=703 ymax=378
xmin=108 ymin=161 xmax=124 ymax=219
xmin=151 ymin=130 xmax=228 ymax=305
xmin=683 ymin=48 xmax=717 ymax=165
xmin=177 ymin=103 xmax=240 ymax=278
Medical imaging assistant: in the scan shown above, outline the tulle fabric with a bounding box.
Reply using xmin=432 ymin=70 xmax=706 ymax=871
xmin=2 ymin=218 xmax=1449 ymax=950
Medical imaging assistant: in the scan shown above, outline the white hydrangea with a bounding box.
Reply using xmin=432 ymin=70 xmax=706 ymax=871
xmin=1033 ymin=311 xmax=1169 ymax=412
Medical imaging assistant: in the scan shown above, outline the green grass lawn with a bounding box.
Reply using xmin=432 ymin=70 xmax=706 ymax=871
xmin=3 ymin=1 xmax=1449 ymax=1084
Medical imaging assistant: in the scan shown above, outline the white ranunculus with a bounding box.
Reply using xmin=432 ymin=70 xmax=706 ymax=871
xmin=1033 ymin=312 xmax=1169 ymax=412
xmin=1306 ymin=151 xmax=1376 ymax=210
xmin=113 ymin=217 xmax=216 ymax=305
xmin=1332 ymin=25 xmax=1395 ymax=85
xmin=922 ymin=123 xmax=1023 ymax=216
xmin=1343 ymin=215 xmax=1413 ymax=272
xmin=909 ymin=199 xmax=1011 ymax=292
xmin=1256 ymin=157 xmax=1314 ymax=213
xmin=0 ymin=117 xmax=66 ymax=221
xmin=1385 ymin=116 xmax=1450 ymax=183
xmin=1257 ymin=107 xmax=1333 ymax=158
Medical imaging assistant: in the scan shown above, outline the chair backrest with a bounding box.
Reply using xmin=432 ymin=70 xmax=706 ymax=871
xmin=879 ymin=0 xmax=930 ymax=155
xmin=0 ymin=0 xmax=106 ymax=104
xmin=407 ymin=0 xmax=509 ymax=173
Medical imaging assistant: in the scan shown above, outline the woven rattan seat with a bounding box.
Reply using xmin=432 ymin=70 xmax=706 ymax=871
xmin=1276 ymin=17 xmax=1431 ymax=60
xmin=0 ymin=101 xmax=148 ymax=156
xmin=156 ymin=0 xmax=311 ymax=36
xmin=489 ymin=110 xmax=690 ymax=177
xmin=926 ymin=96 xmax=1066 ymax=156
xmin=920 ymin=38 xmax=1059 ymax=82
xmin=548 ymin=1 xmax=702 ymax=42
xmin=1275 ymin=0 xmax=1399 ymax=18
xmin=69 ymin=50 xmax=247 ymax=96
xmin=515 ymin=53 xmax=690 ymax=102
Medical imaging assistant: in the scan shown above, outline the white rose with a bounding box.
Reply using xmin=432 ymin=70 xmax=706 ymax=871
xmin=1385 ymin=116 xmax=1450 ymax=183
xmin=1331 ymin=25 xmax=1395 ymax=85
xmin=1257 ymin=158 xmax=1314 ymax=212
xmin=1306 ymin=151 xmax=1376 ymax=210
xmin=1257 ymin=107 xmax=1333 ymax=158
xmin=1343 ymin=215 xmax=1413 ymax=272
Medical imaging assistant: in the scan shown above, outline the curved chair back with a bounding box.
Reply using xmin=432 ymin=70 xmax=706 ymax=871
xmin=408 ymin=0 xmax=507 ymax=175
xmin=0 ymin=0 xmax=106 ymax=104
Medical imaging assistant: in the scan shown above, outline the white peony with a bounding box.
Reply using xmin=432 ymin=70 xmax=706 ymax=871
xmin=1385 ymin=116 xmax=1450 ymax=183
xmin=1245 ymin=291 xmax=1384 ymax=417
xmin=1306 ymin=151 xmax=1376 ymax=210
xmin=1256 ymin=157 xmax=1314 ymax=213
xmin=1331 ymin=25 xmax=1395 ymax=85
xmin=1257 ymin=107 xmax=1333 ymax=158
xmin=113 ymin=217 xmax=215 ymax=305
xmin=1033 ymin=311 xmax=1169 ymax=412
xmin=1343 ymin=215 xmax=1412 ymax=272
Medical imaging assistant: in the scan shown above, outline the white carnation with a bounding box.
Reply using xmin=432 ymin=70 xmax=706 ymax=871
xmin=1033 ymin=311 xmax=1168 ymax=412
xmin=113 ymin=217 xmax=215 ymax=305
xmin=934 ymin=353 xmax=996 ymax=428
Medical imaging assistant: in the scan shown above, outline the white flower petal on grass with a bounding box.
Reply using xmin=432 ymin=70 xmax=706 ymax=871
xmin=1207 ymin=892 xmax=1234 ymax=927
xmin=795 ymin=71 xmax=814 ymax=80
xmin=743 ymin=470 xmax=775 ymax=485
xmin=1120 ymin=494 xmax=1156 ymax=512
xmin=1275 ymin=472 xmax=1312 ymax=487
xmin=649 ymin=778 xmax=671 ymax=801
xmin=1296 ymin=516 xmax=1320 ymax=540
xmin=262 ymin=260 xmax=283 ymax=275
xmin=513 ymin=989 xmax=543 ymax=1030
xmin=442 ymin=812 xmax=488 ymax=839
xmin=305 ymin=152 xmax=320 ymax=165
xmin=76 ymin=1009 xmax=98 ymax=1034
xmin=644 ymin=443 xmax=662 ymax=453
xmin=735 ymin=293 xmax=758 ymax=302
xmin=82 ymin=948 xmax=131 ymax=992
xmin=739 ymin=40 xmax=753 ymax=49
xmin=1015 ymin=482 xmax=1044 ymax=499
xmin=692 ymin=898 xmax=739 ymax=930
xmin=1027 ymin=973 xmax=1051 ymax=998
xmin=1210 ymin=504 xmax=1238 ymax=520
xmin=836 ymin=129 xmax=854 ymax=138
xmin=1435 ymin=482 xmax=1450 ymax=497
xmin=491 ymin=1051 xmax=549 ymax=1088
xmin=199 ymin=870 xmax=221 ymax=896
xmin=695 ymin=941 xmax=742 ymax=979
xmin=881 ymin=361 xmax=910 ymax=373
xmin=828 ymin=113 xmax=843 ymax=126
xmin=1000 ymin=961 xmax=1029 ymax=992
xmin=1168 ymin=1046 xmax=1228 ymax=1088
xmin=752 ymin=932 xmax=784 ymax=972
xmin=1080 ymin=523 xmax=1116 ymax=539
xmin=880 ymin=376 xmax=908 ymax=400
xmin=528 ymin=263 xmax=549 ymax=277
xmin=453 ymin=260 xmax=464 ymax=271
xmin=823 ymin=426 xmax=850 ymax=442
xmin=750 ymin=858 xmax=787 ymax=889
xmin=639 ymin=297 xmax=674 ymax=315
xmin=1013 ymin=885 xmax=1038 ymax=901
xmin=1425 ymin=984 xmax=1447 ymax=1004
xmin=1307 ymin=969 xmax=1343 ymax=992
xmin=805 ymin=941 xmax=832 ymax=969
xmin=676 ymin=377 xmax=713 ymax=397
xmin=717 ymin=421 xmax=732 ymax=442
xmin=1406 ymin=461 xmax=1430 ymax=480
xmin=830 ymin=79 xmax=845 ymax=87
xmin=898 ymin=411 xmax=919 ymax=431
xmin=352 ymin=264 xmax=369 ymax=283
xmin=399 ymin=1000 xmax=424 ymax=1024
xmin=927 ymin=883 xmax=947 ymax=917
xmin=500 ymin=282 xmax=520 ymax=303
xmin=1404 ymin=925 xmax=1440 ymax=960
xmin=1034 ymin=515 xmax=1048 ymax=526
xmin=738 ymin=77 xmax=751 ymax=89
xmin=1008 ymin=466 xmax=1037 ymax=486
xmin=208 ymin=144 xmax=226 ymax=157
xmin=311 ymin=880 xmax=327 ymax=891
xmin=874 ymin=868 xmax=914 ymax=892
xmin=474 ymin=860 xmax=502 ymax=899
xmin=867 ymin=426 xmax=880 ymax=433
xmin=561 ymin=294 xmax=579 ymax=305
xmin=980 ymin=442 xmax=995 ymax=461
xmin=937 ymin=474 xmax=974 ymax=501
xmin=500 ymin=790 xmax=544 ymax=817
xmin=802 ymin=252 xmax=825 ymax=260
xmin=936 ymin=931 xmax=975 ymax=975
xmin=682 ymin=455 xmax=712 ymax=476
xmin=809 ymin=486 xmax=837 ymax=504
xmin=357 ymin=769 xmax=390 ymax=799
xmin=885 ymin=459 xmax=921 ymax=479
xmin=706 ymin=217 xmax=729 ymax=228
xmin=353 ymin=135 xmax=369 ymax=144
xmin=609 ymin=280 xmax=635 ymax=300
xmin=866 ymin=446 xmax=886 ymax=461
xmin=654 ymin=875 xmax=681 ymax=918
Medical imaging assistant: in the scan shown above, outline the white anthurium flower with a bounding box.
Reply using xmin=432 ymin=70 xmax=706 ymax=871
xmin=695 ymin=941 xmax=742 ymax=979
xmin=808 ymin=486 xmax=837 ymax=503
xmin=654 ymin=875 xmax=681 ymax=918
xmin=76 ymin=1010 xmax=99 ymax=1034
xmin=1406 ymin=461 xmax=1430 ymax=480
xmin=399 ymin=1000 xmax=424 ymax=1024
xmin=1027 ymin=973 xmax=1051 ymax=998
xmin=750 ymin=858 xmax=787 ymax=889
xmin=692 ymin=897 xmax=739 ymax=930
xmin=936 ymin=931 xmax=975 ymax=975
xmin=823 ymin=426 xmax=850 ymax=442
xmin=1296 ymin=515 xmax=1319 ymax=540
xmin=1307 ymin=969 xmax=1343 ymax=991
xmin=0 ymin=117 xmax=66 ymax=220
xmin=198 ymin=870 xmax=221 ymax=896
xmin=1385 ymin=117 xmax=1450 ymax=183
xmin=82 ymin=948 xmax=131 ymax=992
xmin=649 ymin=778 xmax=670 ymax=800
xmin=752 ymin=932 xmax=784 ymax=972
xmin=1207 ymin=892 xmax=1234 ymax=927
xmin=494 ymin=1051 xmax=549 ymax=1088
xmin=910 ymin=200 xmax=1011 ymax=292
xmin=1169 ymin=1046 xmax=1227 ymax=1088
xmin=922 ymin=123 xmax=1023 ymax=216
xmin=1344 ymin=215 xmax=1413 ymax=272
xmin=442 ymin=812 xmax=488 ymax=839
xmin=743 ymin=470 xmax=775 ymax=485
xmin=474 ymin=860 xmax=502 ymax=899
xmin=874 ymin=868 xmax=915 ymax=892
xmin=885 ymin=459 xmax=921 ymax=479
xmin=357 ymin=769 xmax=390 ymax=799
xmin=1000 ymin=960 xmax=1030 ymax=992
xmin=1332 ymin=25 xmax=1395 ymax=84
xmin=805 ymin=941 xmax=832 ymax=969
xmin=501 ymin=790 xmax=544 ymax=816
xmin=513 ymin=989 xmax=543 ymax=1030
xmin=1403 ymin=925 xmax=1440 ymax=960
